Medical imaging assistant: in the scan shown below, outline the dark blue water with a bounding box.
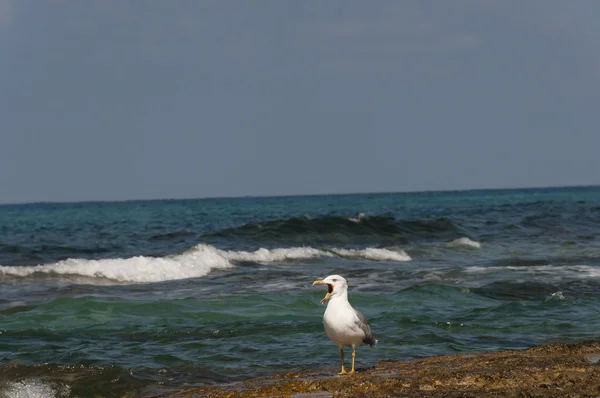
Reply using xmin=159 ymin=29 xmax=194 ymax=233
xmin=1 ymin=187 xmax=600 ymax=397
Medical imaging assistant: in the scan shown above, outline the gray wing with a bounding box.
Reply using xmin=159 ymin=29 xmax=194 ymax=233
xmin=355 ymin=310 xmax=377 ymax=347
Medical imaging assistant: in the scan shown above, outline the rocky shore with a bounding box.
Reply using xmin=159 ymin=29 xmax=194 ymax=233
xmin=157 ymin=341 xmax=600 ymax=397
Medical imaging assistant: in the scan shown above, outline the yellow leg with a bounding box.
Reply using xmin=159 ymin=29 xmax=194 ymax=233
xmin=350 ymin=349 xmax=356 ymax=373
xmin=338 ymin=348 xmax=347 ymax=375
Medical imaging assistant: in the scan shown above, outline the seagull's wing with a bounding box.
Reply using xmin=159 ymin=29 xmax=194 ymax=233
xmin=355 ymin=310 xmax=377 ymax=347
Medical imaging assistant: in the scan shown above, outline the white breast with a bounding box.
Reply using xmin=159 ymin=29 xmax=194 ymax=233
xmin=323 ymin=298 xmax=365 ymax=347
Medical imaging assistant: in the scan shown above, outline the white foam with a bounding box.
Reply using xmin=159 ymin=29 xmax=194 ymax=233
xmin=219 ymin=246 xmax=332 ymax=263
xmin=547 ymin=291 xmax=565 ymax=300
xmin=446 ymin=237 xmax=481 ymax=249
xmin=348 ymin=213 xmax=367 ymax=223
xmin=1 ymin=378 xmax=68 ymax=398
xmin=0 ymin=244 xmax=412 ymax=284
xmin=0 ymin=244 xmax=233 ymax=283
xmin=330 ymin=247 xmax=412 ymax=261
xmin=575 ymin=265 xmax=600 ymax=278
xmin=463 ymin=266 xmax=493 ymax=273
xmin=211 ymin=245 xmax=412 ymax=263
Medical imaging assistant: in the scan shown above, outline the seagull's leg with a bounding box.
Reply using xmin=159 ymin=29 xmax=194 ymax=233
xmin=350 ymin=345 xmax=356 ymax=374
xmin=338 ymin=347 xmax=347 ymax=375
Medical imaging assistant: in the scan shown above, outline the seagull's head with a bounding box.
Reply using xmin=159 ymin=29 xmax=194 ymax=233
xmin=312 ymin=274 xmax=348 ymax=304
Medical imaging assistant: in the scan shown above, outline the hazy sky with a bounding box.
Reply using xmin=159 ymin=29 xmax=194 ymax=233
xmin=1 ymin=1 xmax=599 ymax=203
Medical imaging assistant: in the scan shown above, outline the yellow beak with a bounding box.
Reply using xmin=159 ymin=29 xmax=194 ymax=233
xmin=313 ymin=279 xmax=333 ymax=305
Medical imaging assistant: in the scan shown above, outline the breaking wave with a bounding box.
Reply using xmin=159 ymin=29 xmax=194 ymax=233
xmin=0 ymin=244 xmax=411 ymax=284
xmin=445 ymin=237 xmax=481 ymax=249
xmin=329 ymin=247 xmax=411 ymax=261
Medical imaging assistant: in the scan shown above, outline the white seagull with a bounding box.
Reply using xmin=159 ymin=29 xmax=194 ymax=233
xmin=313 ymin=274 xmax=377 ymax=374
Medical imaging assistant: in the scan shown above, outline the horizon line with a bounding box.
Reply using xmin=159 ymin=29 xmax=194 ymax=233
xmin=1 ymin=183 xmax=599 ymax=207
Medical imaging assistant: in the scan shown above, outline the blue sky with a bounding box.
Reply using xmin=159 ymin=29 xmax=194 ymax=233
xmin=1 ymin=1 xmax=599 ymax=203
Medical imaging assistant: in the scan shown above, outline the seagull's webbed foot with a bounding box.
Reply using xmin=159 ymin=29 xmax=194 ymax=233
xmin=338 ymin=347 xmax=347 ymax=375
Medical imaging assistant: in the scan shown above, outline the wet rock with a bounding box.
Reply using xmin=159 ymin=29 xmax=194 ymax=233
xmin=157 ymin=341 xmax=600 ymax=397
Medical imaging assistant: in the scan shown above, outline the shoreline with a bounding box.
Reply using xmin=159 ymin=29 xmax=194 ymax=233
xmin=156 ymin=341 xmax=600 ymax=397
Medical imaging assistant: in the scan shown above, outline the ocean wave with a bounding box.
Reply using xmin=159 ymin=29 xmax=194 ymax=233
xmin=149 ymin=229 xmax=194 ymax=240
xmin=347 ymin=213 xmax=368 ymax=223
xmin=546 ymin=291 xmax=565 ymax=301
xmin=204 ymin=215 xmax=461 ymax=244
xmin=0 ymin=244 xmax=411 ymax=284
xmin=329 ymin=247 xmax=411 ymax=261
xmin=465 ymin=264 xmax=600 ymax=280
xmin=215 ymin=246 xmax=332 ymax=262
xmin=0 ymin=243 xmax=121 ymax=267
xmin=192 ymin=245 xmax=411 ymax=263
xmin=445 ymin=237 xmax=481 ymax=249
xmin=0 ymin=243 xmax=117 ymax=257
xmin=0 ymin=244 xmax=234 ymax=283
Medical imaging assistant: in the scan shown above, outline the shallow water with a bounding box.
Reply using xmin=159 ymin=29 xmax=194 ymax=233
xmin=1 ymin=187 xmax=600 ymax=396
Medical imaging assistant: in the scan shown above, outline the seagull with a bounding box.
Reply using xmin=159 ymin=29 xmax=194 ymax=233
xmin=313 ymin=275 xmax=377 ymax=374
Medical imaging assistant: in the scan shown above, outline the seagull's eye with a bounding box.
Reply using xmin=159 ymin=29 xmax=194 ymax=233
xmin=332 ymin=278 xmax=337 ymax=282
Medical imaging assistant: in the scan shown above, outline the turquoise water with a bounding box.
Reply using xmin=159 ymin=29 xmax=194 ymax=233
xmin=1 ymin=187 xmax=600 ymax=396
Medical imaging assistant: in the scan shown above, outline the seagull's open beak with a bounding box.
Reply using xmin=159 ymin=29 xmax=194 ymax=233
xmin=313 ymin=280 xmax=334 ymax=304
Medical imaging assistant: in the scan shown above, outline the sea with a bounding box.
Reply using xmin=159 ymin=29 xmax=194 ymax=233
xmin=1 ymin=186 xmax=600 ymax=397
